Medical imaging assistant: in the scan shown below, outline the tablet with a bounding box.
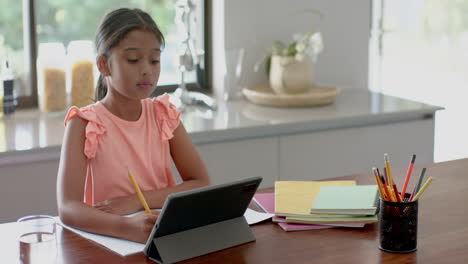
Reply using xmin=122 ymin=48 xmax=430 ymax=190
xmin=143 ymin=176 xmax=262 ymax=263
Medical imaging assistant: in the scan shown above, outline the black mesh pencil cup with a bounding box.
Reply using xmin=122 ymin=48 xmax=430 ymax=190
xmin=378 ymin=196 xmax=418 ymax=253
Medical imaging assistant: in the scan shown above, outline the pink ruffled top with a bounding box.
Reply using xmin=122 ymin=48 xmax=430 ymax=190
xmin=64 ymin=94 xmax=180 ymax=205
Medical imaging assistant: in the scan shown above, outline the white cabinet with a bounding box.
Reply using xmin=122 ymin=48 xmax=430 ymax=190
xmin=196 ymin=137 xmax=279 ymax=188
xmin=0 ymin=159 xmax=59 ymax=223
xmin=191 ymin=118 xmax=435 ymax=187
xmin=280 ymin=119 xmax=434 ymax=181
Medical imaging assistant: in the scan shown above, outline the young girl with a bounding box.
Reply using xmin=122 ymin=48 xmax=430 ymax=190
xmin=57 ymin=8 xmax=210 ymax=244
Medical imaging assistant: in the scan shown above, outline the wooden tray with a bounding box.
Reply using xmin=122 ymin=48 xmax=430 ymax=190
xmin=242 ymin=84 xmax=340 ymax=107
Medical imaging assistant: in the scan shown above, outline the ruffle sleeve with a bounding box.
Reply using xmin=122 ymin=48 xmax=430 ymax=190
xmin=153 ymin=94 xmax=181 ymax=141
xmin=64 ymin=105 xmax=106 ymax=159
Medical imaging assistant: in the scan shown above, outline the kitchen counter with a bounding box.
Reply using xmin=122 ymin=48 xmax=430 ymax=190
xmin=0 ymin=89 xmax=442 ymax=166
xmin=0 ymin=89 xmax=444 ymax=222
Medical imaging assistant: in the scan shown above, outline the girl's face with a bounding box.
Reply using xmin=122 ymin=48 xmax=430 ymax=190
xmin=103 ymin=29 xmax=161 ymax=100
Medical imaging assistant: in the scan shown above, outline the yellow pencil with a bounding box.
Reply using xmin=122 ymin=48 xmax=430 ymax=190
xmin=373 ymin=167 xmax=387 ymax=200
xmin=411 ymin=177 xmax=433 ymax=201
xmin=387 ymin=184 xmax=397 ymax=202
xmin=384 ymin=153 xmax=394 ymax=186
xmin=384 ymin=153 xmax=401 ymax=200
xmin=127 ymin=169 xmax=152 ymax=214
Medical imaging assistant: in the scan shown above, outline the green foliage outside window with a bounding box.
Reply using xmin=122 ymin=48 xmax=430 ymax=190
xmin=34 ymin=0 xmax=176 ymax=45
xmin=0 ymin=0 xmax=179 ymax=93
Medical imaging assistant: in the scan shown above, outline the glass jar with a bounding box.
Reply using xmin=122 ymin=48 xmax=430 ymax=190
xmin=67 ymin=40 xmax=95 ymax=107
xmin=37 ymin=42 xmax=67 ymax=112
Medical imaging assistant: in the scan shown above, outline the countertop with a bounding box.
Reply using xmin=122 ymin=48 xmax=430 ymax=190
xmin=0 ymin=89 xmax=443 ymax=165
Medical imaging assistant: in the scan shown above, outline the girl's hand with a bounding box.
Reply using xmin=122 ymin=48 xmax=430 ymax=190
xmin=94 ymin=195 xmax=141 ymax=215
xmin=124 ymin=211 xmax=160 ymax=244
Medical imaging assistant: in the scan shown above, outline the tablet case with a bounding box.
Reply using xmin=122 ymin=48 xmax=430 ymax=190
xmin=143 ymin=176 xmax=262 ymax=264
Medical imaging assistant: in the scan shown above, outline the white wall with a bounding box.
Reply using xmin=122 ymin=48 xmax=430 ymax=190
xmin=211 ymin=0 xmax=371 ymax=99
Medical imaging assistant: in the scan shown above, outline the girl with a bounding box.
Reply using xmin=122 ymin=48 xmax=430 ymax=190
xmin=57 ymin=8 xmax=210 ymax=244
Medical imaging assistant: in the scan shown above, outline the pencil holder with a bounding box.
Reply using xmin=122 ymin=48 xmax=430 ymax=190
xmin=378 ymin=195 xmax=418 ymax=253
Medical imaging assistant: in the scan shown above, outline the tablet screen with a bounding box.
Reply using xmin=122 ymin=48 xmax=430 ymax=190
xmin=152 ymin=176 xmax=262 ymax=238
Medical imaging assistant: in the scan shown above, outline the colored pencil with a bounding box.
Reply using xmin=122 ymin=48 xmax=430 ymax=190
xmin=382 ymin=167 xmax=388 ymax=185
xmin=392 ymin=184 xmax=402 ymax=202
xmin=383 ymin=184 xmax=393 ymax=202
xmin=401 ymin=154 xmax=416 ymax=197
xmin=411 ymin=176 xmax=433 ymax=201
xmin=409 ymin=168 xmax=426 ymax=201
xmin=376 ymin=167 xmax=385 ymax=184
xmin=384 ymin=153 xmax=394 ymax=187
xmin=384 ymin=153 xmax=402 ymax=201
xmin=373 ymin=167 xmax=387 ymax=200
xmin=415 ymin=167 xmax=427 ymax=193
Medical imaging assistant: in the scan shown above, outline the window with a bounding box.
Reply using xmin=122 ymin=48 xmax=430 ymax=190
xmin=370 ymin=0 xmax=468 ymax=162
xmin=0 ymin=0 xmax=207 ymax=108
xmin=0 ymin=0 xmax=27 ymax=104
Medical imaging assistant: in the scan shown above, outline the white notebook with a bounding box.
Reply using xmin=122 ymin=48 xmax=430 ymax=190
xmin=55 ymin=208 xmax=271 ymax=256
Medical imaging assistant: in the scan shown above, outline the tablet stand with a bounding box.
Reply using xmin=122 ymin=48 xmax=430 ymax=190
xmin=145 ymin=216 xmax=255 ymax=264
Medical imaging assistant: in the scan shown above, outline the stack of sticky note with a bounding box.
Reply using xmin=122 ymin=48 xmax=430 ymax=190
xmin=253 ymin=181 xmax=379 ymax=231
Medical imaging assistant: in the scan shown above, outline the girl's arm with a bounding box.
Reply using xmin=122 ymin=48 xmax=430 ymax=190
xmin=57 ymin=116 xmax=157 ymax=244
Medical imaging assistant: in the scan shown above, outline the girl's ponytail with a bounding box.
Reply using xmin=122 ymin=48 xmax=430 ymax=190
xmin=95 ymin=74 xmax=107 ymax=101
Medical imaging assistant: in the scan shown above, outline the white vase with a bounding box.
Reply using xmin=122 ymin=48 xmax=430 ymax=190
xmin=269 ymin=54 xmax=314 ymax=94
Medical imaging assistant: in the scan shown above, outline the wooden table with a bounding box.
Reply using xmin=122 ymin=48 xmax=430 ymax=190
xmin=2 ymin=158 xmax=467 ymax=263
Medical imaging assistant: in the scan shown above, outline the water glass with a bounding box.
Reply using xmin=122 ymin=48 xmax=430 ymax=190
xmin=223 ymin=48 xmax=245 ymax=101
xmin=17 ymin=215 xmax=57 ymax=264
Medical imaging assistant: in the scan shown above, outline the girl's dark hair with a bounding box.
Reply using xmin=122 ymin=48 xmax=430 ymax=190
xmin=94 ymin=8 xmax=165 ymax=101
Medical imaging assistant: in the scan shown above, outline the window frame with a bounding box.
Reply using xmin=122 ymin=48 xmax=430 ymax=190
xmin=17 ymin=0 xmax=210 ymax=108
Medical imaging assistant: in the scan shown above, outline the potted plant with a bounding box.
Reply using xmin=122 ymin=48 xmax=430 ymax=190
xmin=254 ymin=10 xmax=324 ymax=95
xmin=266 ymin=32 xmax=323 ymax=94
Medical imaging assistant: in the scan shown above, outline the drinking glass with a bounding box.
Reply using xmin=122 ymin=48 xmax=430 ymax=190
xmin=223 ymin=48 xmax=245 ymax=101
xmin=17 ymin=215 xmax=57 ymax=264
